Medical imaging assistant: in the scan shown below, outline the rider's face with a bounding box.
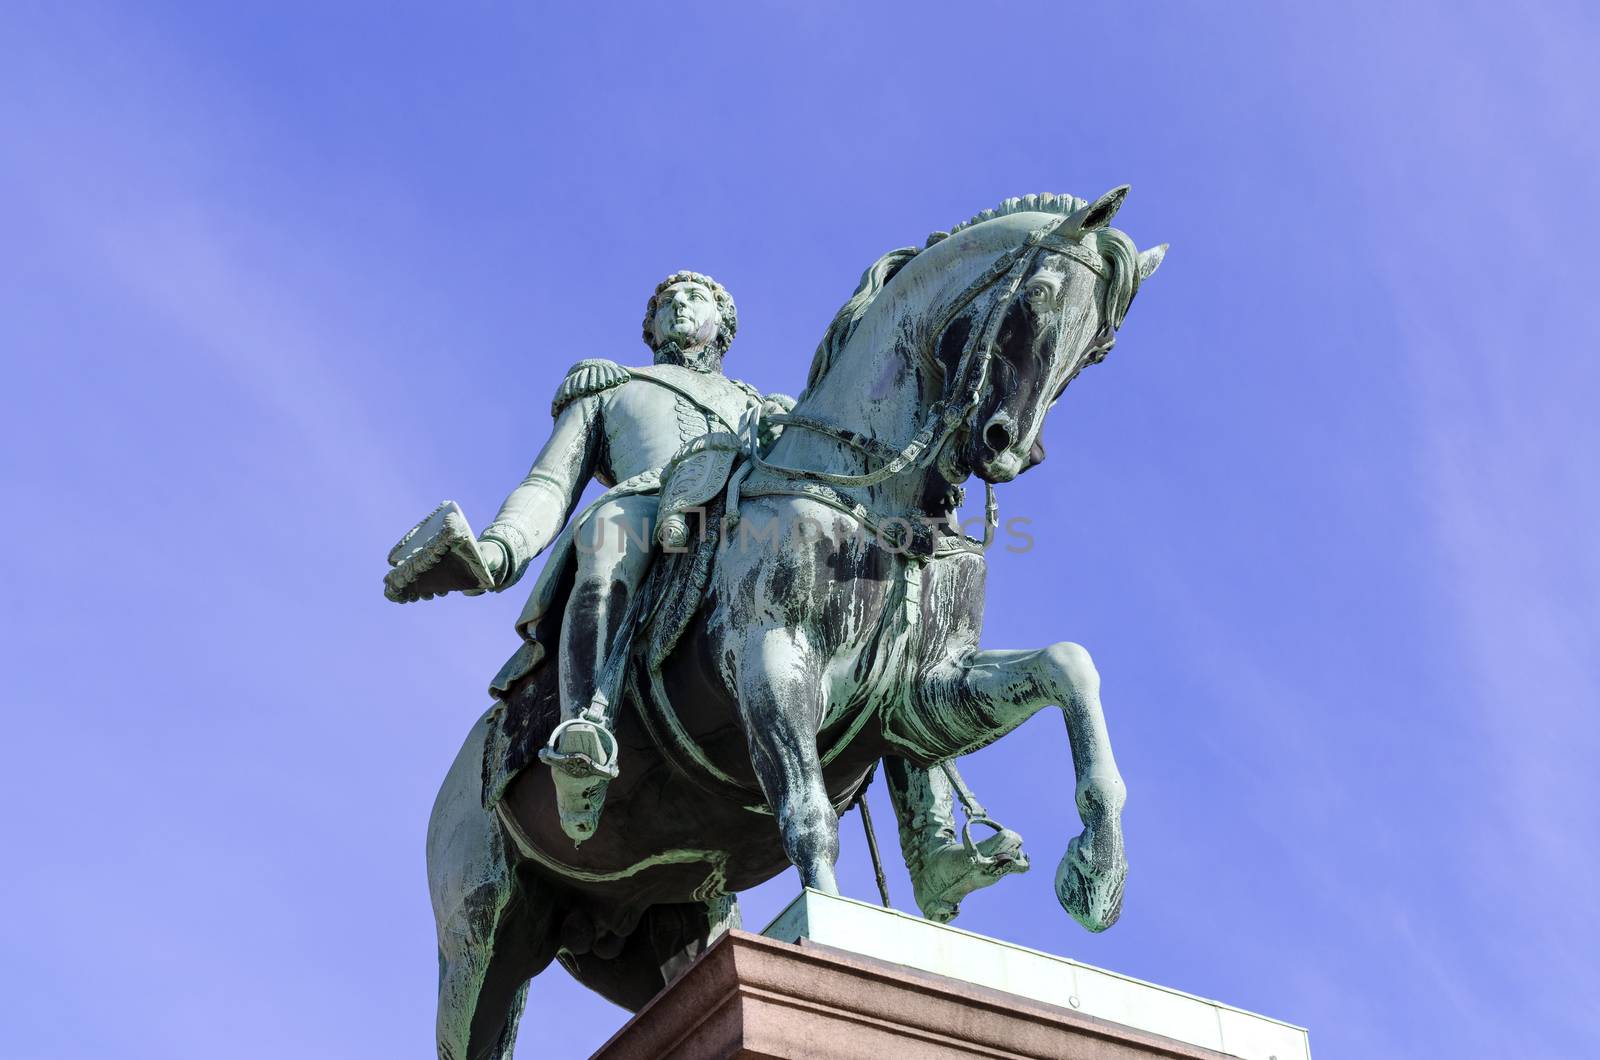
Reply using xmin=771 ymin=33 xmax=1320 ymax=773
xmin=651 ymin=281 xmax=719 ymax=350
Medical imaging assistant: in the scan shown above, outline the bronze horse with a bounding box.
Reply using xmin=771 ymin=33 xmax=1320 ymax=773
xmin=426 ymin=188 xmax=1166 ymax=1059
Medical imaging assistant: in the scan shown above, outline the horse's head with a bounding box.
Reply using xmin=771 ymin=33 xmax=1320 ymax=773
xmin=931 ymin=187 xmax=1168 ymax=484
xmin=796 ymin=188 xmax=1167 ymax=497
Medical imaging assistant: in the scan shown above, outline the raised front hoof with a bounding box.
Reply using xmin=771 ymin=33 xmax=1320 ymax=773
xmin=914 ymin=828 xmax=1030 ymax=924
xmin=1054 ymin=828 xmax=1126 ymax=933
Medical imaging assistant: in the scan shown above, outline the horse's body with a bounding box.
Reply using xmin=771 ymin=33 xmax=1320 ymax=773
xmin=427 ymin=191 xmax=1165 ymax=1059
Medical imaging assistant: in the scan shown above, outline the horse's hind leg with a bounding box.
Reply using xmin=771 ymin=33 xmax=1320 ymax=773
xmin=558 ymin=895 xmax=742 ymax=1012
xmin=430 ymin=710 xmax=558 ymax=1060
xmin=895 ymin=643 xmax=1127 ymax=932
xmin=437 ymin=899 xmax=552 ymax=1060
xmin=655 ymin=892 xmax=741 ymax=985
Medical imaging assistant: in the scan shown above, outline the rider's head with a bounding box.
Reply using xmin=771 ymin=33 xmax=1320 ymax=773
xmin=642 ymin=271 xmax=738 ymax=370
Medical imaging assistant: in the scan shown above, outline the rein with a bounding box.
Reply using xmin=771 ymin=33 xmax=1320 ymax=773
xmin=742 ymin=219 xmax=1110 ymax=548
xmin=610 ymin=222 xmax=1115 ymax=825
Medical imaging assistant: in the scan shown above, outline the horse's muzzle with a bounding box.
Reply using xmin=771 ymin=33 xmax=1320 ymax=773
xmin=975 ymin=412 xmax=1027 ymax=482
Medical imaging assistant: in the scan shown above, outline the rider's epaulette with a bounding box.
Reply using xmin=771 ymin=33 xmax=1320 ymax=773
xmin=551 ymin=359 xmax=632 ymax=417
xmin=732 ymin=379 xmax=762 ymax=403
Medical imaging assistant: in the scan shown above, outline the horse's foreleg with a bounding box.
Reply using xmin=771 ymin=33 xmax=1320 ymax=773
xmin=734 ymin=625 xmax=840 ymax=893
xmin=901 ymin=643 xmax=1127 ymax=931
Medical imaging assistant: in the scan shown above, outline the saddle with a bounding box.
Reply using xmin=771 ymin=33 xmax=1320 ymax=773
xmin=480 ymin=425 xmax=933 ymax=813
xmin=481 ymin=441 xmax=741 ymax=809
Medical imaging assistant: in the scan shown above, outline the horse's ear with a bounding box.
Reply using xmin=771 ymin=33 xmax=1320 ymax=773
xmin=1066 ymin=185 xmax=1130 ymax=231
xmin=1137 ymin=243 xmax=1168 ymax=281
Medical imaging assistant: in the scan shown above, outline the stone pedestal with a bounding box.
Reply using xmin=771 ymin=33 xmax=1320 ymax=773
xmin=591 ymin=890 xmax=1310 ymax=1060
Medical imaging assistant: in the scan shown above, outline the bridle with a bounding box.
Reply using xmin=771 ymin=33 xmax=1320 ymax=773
xmin=743 ymin=217 xmax=1115 ymax=545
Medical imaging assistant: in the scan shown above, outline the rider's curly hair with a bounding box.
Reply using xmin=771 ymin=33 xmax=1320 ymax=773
xmin=641 ymin=271 xmax=739 ymax=356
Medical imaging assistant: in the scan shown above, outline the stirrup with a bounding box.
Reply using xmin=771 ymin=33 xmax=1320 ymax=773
xmin=914 ymin=825 xmax=1029 ymax=923
xmin=960 ymin=812 xmax=1013 ymax=870
xmin=539 ymin=716 xmax=621 ymax=780
xmin=539 ymin=716 xmax=620 ymax=844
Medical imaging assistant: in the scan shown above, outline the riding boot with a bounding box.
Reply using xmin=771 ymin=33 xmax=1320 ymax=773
xmin=884 ymin=756 xmax=1029 ymax=923
xmin=540 ymin=704 xmax=620 ymax=844
xmin=545 ymin=572 xmax=645 ymax=845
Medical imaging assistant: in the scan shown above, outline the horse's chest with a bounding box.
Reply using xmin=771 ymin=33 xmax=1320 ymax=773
xmin=912 ymin=548 xmax=988 ymax=664
xmin=821 ymin=542 xmax=902 ymax=644
xmin=818 ymin=544 xmax=989 ymax=709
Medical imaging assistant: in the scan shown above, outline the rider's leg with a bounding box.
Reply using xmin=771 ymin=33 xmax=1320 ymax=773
xmin=557 ymin=495 xmax=657 ymax=722
xmin=546 ymin=495 xmax=655 ymax=842
xmin=883 ymin=756 xmax=1027 ymax=923
xmin=890 ymin=642 xmax=1127 ymax=932
xmin=734 ymin=624 xmax=840 ymax=893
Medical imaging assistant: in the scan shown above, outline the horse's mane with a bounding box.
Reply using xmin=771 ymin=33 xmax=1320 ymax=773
xmin=945 ymin=191 xmax=1088 ymax=237
xmin=803 ymin=245 xmax=920 ymax=391
xmin=802 ymin=192 xmax=1146 ymax=397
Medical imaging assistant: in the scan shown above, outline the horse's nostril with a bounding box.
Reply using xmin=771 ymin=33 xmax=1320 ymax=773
xmin=985 ymin=422 xmax=1013 ymax=453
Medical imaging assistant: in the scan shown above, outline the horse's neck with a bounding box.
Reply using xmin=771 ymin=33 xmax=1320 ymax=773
xmin=777 ymin=307 xmax=946 ymax=514
xmin=773 ymin=222 xmax=1028 ymax=514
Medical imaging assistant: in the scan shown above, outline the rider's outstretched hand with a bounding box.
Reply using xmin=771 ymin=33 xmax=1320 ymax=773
xmin=384 ymin=501 xmax=498 ymax=603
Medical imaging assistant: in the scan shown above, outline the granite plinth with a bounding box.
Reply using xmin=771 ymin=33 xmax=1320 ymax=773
xmin=590 ymin=890 xmax=1310 ymax=1060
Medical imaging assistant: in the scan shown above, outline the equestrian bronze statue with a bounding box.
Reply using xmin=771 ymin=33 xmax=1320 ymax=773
xmin=385 ymin=187 xmax=1165 ymax=1060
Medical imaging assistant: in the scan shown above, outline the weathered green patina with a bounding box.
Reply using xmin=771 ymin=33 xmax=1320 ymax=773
xmin=387 ymin=190 xmax=1165 ymax=1060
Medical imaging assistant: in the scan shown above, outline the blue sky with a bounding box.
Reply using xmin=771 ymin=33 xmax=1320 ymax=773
xmin=2 ymin=3 xmax=1596 ymax=1057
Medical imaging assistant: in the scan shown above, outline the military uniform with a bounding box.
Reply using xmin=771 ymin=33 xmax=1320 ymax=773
xmin=389 ymin=329 xmax=1022 ymax=906
xmin=479 ymin=358 xmax=766 ymax=696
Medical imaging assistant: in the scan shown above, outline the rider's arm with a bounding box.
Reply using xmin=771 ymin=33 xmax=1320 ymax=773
xmin=758 ymin=391 xmax=797 ymax=452
xmin=479 ymin=397 xmax=601 ymax=590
